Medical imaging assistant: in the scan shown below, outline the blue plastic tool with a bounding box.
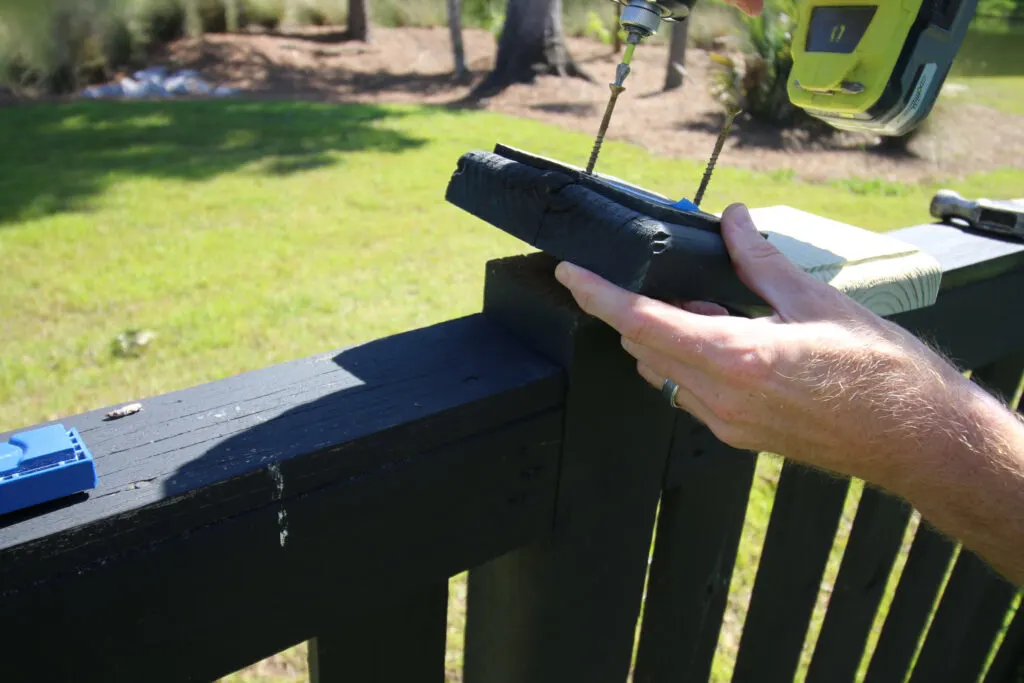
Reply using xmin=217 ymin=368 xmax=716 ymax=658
xmin=0 ymin=424 xmax=98 ymax=515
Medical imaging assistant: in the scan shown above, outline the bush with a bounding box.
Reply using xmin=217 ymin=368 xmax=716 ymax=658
xmin=0 ymin=1 xmax=121 ymax=93
xmin=707 ymin=0 xmax=810 ymax=125
xmin=687 ymin=0 xmax=745 ymax=50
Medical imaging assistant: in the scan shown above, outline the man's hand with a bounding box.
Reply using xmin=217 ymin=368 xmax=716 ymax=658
xmin=554 ymin=203 xmax=1024 ymax=584
xmin=554 ymin=204 xmax=962 ymax=485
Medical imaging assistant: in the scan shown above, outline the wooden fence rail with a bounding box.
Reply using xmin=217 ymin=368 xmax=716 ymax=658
xmin=1 ymin=220 xmax=1022 ymax=683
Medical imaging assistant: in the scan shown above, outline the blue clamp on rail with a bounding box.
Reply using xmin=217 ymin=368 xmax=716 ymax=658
xmin=0 ymin=424 xmax=98 ymax=515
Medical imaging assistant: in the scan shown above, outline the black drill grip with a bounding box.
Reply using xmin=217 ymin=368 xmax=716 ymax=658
xmin=444 ymin=147 xmax=764 ymax=307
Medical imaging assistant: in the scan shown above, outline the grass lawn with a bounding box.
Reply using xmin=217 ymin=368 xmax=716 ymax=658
xmin=3 ymin=99 xmax=1023 ymax=431
xmin=1 ymin=98 xmax=1022 ymax=682
xmin=944 ymin=24 xmax=1024 ymax=115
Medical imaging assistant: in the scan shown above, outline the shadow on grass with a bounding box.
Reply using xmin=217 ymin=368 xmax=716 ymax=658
xmin=678 ymin=111 xmax=918 ymax=160
xmin=0 ymin=98 xmax=427 ymax=226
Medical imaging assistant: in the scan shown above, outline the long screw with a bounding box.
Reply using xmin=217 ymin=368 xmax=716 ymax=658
xmin=586 ymin=84 xmax=625 ymax=174
xmin=693 ymin=107 xmax=740 ymax=207
xmin=585 ymin=41 xmax=637 ymax=175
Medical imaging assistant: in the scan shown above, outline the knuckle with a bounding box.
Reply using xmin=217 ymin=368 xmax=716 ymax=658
xmin=746 ymin=238 xmax=786 ymax=264
xmin=703 ymin=392 xmax=743 ymax=426
xmin=714 ymin=401 xmax=744 ymax=427
xmin=621 ymin=305 xmax=657 ymax=344
xmin=574 ymin=286 xmax=596 ymax=315
xmin=721 ymin=339 xmax=775 ymax=385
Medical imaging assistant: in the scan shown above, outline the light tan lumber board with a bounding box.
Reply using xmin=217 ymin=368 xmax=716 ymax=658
xmin=741 ymin=205 xmax=942 ymax=316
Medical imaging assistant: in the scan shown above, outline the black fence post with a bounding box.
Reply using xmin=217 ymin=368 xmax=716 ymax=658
xmin=308 ymin=582 xmax=449 ymax=683
xmin=463 ymin=253 xmax=678 ymax=683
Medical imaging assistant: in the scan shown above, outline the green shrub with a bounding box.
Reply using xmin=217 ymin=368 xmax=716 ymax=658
xmin=373 ymin=0 xmax=447 ymax=28
xmin=708 ymin=0 xmax=810 ymax=125
xmin=462 ymin=0 xmax=505 ymax=33
xmin=139 ymin=1 xmax=186 ymax=42
xmin=241 ymin=0 xmax=286 ymax=29
xmin=583 ymin=10 xmax=612 ymax=44
xmin=687 ymin=0 xmax=745 ymax=50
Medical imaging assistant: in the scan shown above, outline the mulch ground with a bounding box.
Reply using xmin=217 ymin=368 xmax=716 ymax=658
xmin=157 ymin=26 xmax=1024 ymax=182
xmin=5 ymin=26 xmax=1021 ymax=182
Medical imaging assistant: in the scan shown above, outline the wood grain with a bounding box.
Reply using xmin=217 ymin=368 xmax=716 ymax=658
xmin=983 ymin=605 xmax=1024 ymax=683
xmin=308 ymin=582 xmax=449 ymax=683
xmin=805 ymin=487 xmax=913 ymax=683
xmin=862 ymin=522 xmax=957 ymax=683
xmin=905 ymin=354 xmax=1024 ymax=683
xmin=908 ymin=549 xmax=1019 ymax=683
xmin=0 ymin=315 xmax=564 ymax=682
xmin=731 ymin=460 xmax=851 ymax=683
xmin=0 ymin=316 xmax=561 ymax=583
xmin=633 ymin=415 xmax=757 ymax=683
xmin=743 ymin=206 xmax=941 ymax=315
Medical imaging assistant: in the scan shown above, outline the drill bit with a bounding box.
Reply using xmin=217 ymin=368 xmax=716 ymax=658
xmin=585 ymin=41 xmax=638 ymax=175
xmin=693 ymin=107 xmax=740 ymax=208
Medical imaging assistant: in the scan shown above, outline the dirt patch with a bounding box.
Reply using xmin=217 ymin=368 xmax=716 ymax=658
xmin=138 ymin=26 xmax=1024 ymax=181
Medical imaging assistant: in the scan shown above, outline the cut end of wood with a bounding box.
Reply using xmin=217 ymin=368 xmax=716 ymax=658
xmin=745 ymin=206 xmax=943 ymax=316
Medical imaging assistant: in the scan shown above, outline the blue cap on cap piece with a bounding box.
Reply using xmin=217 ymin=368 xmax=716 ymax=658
xmin=671 ymin=197 xmax=699 ymax=212
xmin=0 ymin=424 xmax=98 ymax=515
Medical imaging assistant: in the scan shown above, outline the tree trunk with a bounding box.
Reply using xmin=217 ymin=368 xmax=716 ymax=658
xmin=348 ymin=0 xmax=372 ymax=42
xmin=612 ymin=3 xmax=622 ymax=54
xmin=184 ymin=0 xmax=203 ymax=38
xmin=225 ymin=0 xmax=240 ymax=32
xmin=664 ymin=20 xmax=688 ymax=90
xmin=471 ymin=0 xmax=590 ymax=98
xmin=447 ymin=0 xmax=469 ymax=81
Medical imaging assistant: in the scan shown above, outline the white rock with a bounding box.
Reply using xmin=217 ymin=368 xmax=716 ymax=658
xmin=213 ymin=85 xmax=239 ymax=97
xmin=163 ymin=75 xmax=192 ymax=95
xmin=133 ymin=66 xmax=169 ymax=82
xmin=81 ymin=83 xmax=124 ymax=98
xmin=120 ymin=77 xmax=168 ymax=98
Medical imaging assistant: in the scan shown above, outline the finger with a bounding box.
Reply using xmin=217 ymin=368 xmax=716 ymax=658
xmin=676 ymin=300 xmax=730 ymax=316
xmin=636 ymin=360 xmax=718 ymax=426
xmin=555 ymin=261 xmax=735 ymax=369
xmin=622 ymin=336 xmax=715 ymax=390
xmin=719 ymin=203 xmax=823 ymax=317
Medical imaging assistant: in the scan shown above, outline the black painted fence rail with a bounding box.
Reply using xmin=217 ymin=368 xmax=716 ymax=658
xmin=1 ymin=222 xmax=1023 ymax=683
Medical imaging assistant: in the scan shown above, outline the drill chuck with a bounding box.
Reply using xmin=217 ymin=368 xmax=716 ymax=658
xmin=619 ymin=0 xmax=665 ymax=37
xmin=614 ymin=0 xmax=698 ymax=30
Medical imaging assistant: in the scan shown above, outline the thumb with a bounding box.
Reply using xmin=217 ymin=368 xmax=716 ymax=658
xmin=720 ymin=203 xmax=820 ymax=315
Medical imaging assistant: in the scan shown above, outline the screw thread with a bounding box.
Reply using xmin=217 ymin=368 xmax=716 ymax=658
xmin=585 ymin=84 xmax=625 ymax=175
xmin=693 ymin=107 xmax=740 ymax=207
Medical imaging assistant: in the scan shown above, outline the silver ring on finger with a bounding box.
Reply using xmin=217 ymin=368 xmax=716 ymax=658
xmin=661 ymin=378 xmax=680 ymax=408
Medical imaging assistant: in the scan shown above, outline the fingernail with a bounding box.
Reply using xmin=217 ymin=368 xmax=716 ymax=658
xmin=554 ymin=261 xmax=577 ymax=285
xmin=726 ymin=203 xmax=753 ymax=229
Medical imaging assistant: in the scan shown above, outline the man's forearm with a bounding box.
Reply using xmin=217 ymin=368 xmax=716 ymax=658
xmin=886 ymin=377 xmax=1024 ymax=585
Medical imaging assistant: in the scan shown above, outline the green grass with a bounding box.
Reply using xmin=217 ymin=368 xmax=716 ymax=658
xmin=943 ymin=25 xmax=1024 ymax=115
xmin=2 ymin=98 xmax=1021 ymax=431
xmin=2 ymin=99 xmax=1021 ymax=430
xmin=2 ymin=99 xmax=1024 ymax=682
